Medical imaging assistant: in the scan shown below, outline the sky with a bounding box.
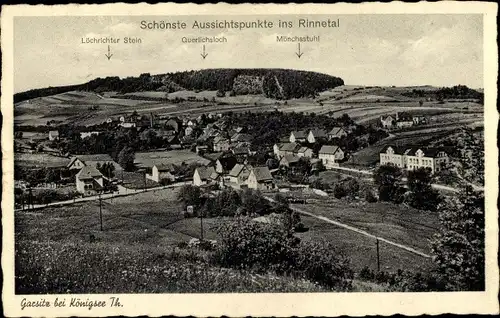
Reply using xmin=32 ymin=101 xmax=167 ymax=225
xmin=14 ymin=14 xmax=483 ymax=93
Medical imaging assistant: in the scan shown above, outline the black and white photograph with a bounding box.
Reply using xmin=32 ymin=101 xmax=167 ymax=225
xmin=2 ymin=2 xmax=498 ymax=317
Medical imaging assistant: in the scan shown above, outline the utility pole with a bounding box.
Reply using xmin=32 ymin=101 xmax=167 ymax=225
xmin=376 ymin=238 xmax=380 ymax=272
xmin=28 ymin=187 xmax=33 ymax=210
xmin=98 ymin=192 xmax=103 ymax=231
xmin=144 ymin=172 xmax=147 ymax=192
xmin=200 ymin=207 xmax=204 ymax=241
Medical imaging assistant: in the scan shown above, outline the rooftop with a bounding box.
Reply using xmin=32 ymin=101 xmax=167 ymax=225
xmin=252 ymin=166 xmax=273 ymax=182
xmin=319 ymin=145 xmax=341 ymax=155
xmin=77 ymin=165 xmax=103 ymax=180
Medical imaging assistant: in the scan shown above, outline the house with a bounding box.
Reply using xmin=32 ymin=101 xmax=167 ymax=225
xmin=279 ymin=155 xmax=300 ymax=168
xmin=273 ymin=144 xmax=281 ymax=158
xmin=67 ymin=154 xmax=121 ymax=172
xmin=148 ymin=164 xmax=175 ymax=183
xmin=413 ymin=115 xmax=428 ymax=125
xmin=318 ymin=145 xmax=344 ymax=169
xmin=276 ymin=142 xmax=300 ymax=158
xmin=380 ymin=114 xmax=397 ymax=129
xmin=104 ymin=117 xmax=118 ymax=125
xmin=213 ymin=136 xmax=231 ymax=152
xmin=120 ymin=122 xmax=137 ymax=129
xmin=165 ymin=118 xmax=182 ymax=132
xmin=306 ymin=129 xmax=327 ymax=143
xmin=396 ymin=113 xmax=414 ymax=129
xmin=227 ymin=164 xmax=252 ymax=186
xmin=328 ymin=127 xmax=348 ymax=140
xmin=404 ymin=147 xmax=449 ymax=173
xmin=75 ymin=165 xmax=104 ymax=195
xmin=230 ymin=133 xmax=252 ymax=143
xmin=295 ymin=146 xmax=313 ymax=158
xmin=215 ymin=156 xmax=238 ymax=174
xmin=184 ymin=126 xmax=194 ymax=137
xmin=48 ymin=130 xmax=59 ymax=141
xmin=195 ymin=145 xmax=209 ymax=155
xmin=232 ymin=146 xmax=250 ymax=157
xmin=247 ymin=166 xmax=274 ymax=190
xmin=289 ymin=131 xmax=307 ymax=143
xmin=379 ymin=145 xmax=405 ymax=168
xmin=193 ymin=166 xmax=217 ymax=186
xmin=80 ymin=131 xmax=101 ymax=139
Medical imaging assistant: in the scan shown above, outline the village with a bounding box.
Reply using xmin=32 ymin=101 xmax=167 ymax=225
xmin=13 ymin=105 xmax=458 ymax=206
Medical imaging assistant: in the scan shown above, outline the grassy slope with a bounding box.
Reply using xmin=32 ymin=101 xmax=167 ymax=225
xmin=16 ymin=240 xmax=330 ymax=294
xmin=16 ymin=186 xmax=434 ymax=293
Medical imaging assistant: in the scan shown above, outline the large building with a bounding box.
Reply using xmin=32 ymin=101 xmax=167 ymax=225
xmin=379 ymin=145 xmax=406 ymax=168
xmin=379 ymin=145 xmax=449 ymax=173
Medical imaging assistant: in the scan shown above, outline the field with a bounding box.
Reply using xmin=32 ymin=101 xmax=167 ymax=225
xmin=295 ymin=198 xmax=438 ymax=273
xmin=134 ymin=149 xmax=211 ymax=169
xmin=15 ymin=153 xmax=70 ymax=168
xmin=299 ymin=215 xmax=435 ymax=273
xmin=16 ymin=188 xmax=331 ymax=293
xmin=16 ymin=185 xmax=436 ymax=278
xmin=15 ymin=188 xmax=211 ymax=246
xmin=14 ymin=84 xmax=483 ymax=133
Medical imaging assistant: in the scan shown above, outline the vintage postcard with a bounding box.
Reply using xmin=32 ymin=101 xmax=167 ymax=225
xmin=1 ymin=2 xmax=499 ymax=317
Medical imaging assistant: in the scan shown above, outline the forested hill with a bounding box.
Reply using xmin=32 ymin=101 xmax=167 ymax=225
xmin=14 ymin=68 xmax=344 ymax=103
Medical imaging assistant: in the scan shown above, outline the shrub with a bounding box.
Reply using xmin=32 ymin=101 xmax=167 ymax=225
xmin=15 ymin=240 xmax=327 ymax=293
xmin=213 ymin=217 xmax=353 ymax=290
xmin=310 ymin=179 xmax=330 ymax=191
xmin=333 ymin=183 xmax=347 ymax=199
xmin=365 ymin=189 xmax=378 ymax=203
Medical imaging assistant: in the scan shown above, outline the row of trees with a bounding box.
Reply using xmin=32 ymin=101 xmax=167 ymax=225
xmin=373 ymin=165 xmax=441 ymax=211
xmin=177 ymin=185 xmax=271 ymax=218
xmin=401 ymin=85 xmax=483 ymax=103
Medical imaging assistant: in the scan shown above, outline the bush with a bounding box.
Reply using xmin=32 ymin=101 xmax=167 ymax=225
xmin=310 ymin=179 xmax=330 ymax=191
xmin=213 ymin=217 xmax=353 ymax=290
xmin=333 ymin=184 xmax=347 ymax=199
xmin=365 ymin=189 xmax=378 ymax=203
xmin=15 ymin=240 xmax=328 ymax=293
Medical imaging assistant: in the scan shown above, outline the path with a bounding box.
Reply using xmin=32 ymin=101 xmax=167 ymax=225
xmin=16 ymin=181 xmax=190 ymax=211
xmin=264 ymin=196 xmax=431 ymax=259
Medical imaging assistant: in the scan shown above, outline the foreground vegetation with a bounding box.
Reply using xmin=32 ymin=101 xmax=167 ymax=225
xmin=15 ymin=178 xmax=484 ymax=293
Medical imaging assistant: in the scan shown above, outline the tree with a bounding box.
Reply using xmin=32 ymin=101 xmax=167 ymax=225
xmin=406 ymin=167 xmax=441 ymax=211
xmin=177 ymin=184 xmax=202 ymax=210
xmin=431 ymin=186 xmax=484 ymax=291
xmin=44 ymin=169 xmax=60 ymax=184
xmin=373 ymin=164 xmax=404 ymax=202
xmin=216 ymin=89 xmax=226 ymax=97
xmin=117 ymin=147 xmax=135 ymax=171
xmin=240 ymin=189 xmax=269 ymax=215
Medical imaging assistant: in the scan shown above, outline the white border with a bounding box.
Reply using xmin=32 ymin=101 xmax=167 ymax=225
xmin=2 ymin=2 xmax=498 ymax=317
